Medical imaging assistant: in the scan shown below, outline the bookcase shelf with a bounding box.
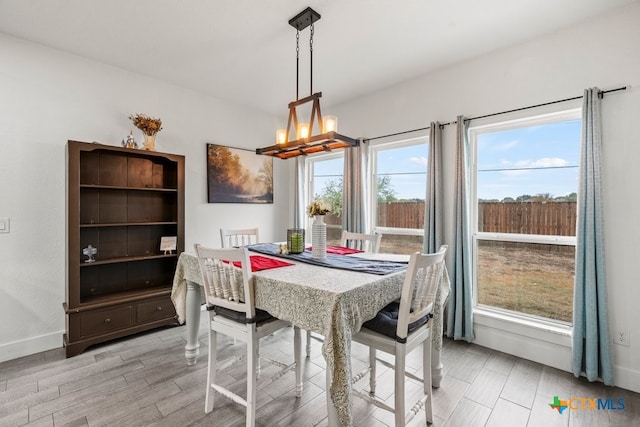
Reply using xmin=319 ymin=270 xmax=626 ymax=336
xmin=64 ymin=141 xmax=184 ymax=357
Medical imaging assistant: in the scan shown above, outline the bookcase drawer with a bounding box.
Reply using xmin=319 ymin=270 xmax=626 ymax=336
xmin=80 ymin=306 xmax=132 ymax=337
xmin=137 ymin=297 xmax=176 ymax=323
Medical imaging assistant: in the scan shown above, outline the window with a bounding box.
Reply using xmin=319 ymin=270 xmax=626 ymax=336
xmin=306 ymin=153 xmax=344 ymax=245
xmin=470 ymin=109 xmax=581 ymax=324
xmin=370 ymin=137 xmax=428 ymax=254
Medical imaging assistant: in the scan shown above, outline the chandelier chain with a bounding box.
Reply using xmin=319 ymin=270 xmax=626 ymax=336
xmin=309 ymin=23 xmax=314 ymax=95
xmin=296 ymin=29 xmax=300 ymax=100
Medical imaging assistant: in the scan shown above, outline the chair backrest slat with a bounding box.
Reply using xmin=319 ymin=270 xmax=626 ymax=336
xmin=220 ymin=227 xmax=260 ymax=248
xmin=397 ymin=245 xmax=447 ymax=339
xmin=195 ymin=244 xmax=256 ymax=319
xmin=341 ymin=231 xmax=382 ymax=253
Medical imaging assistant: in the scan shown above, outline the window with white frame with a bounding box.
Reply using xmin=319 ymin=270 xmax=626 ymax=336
xmin=470 ymin=109 xmax=581 ymax=324
xmin=305 ymin=152 xmax=344 ymax=245
xmin=369 ymin=137 xmax=428 ymax=254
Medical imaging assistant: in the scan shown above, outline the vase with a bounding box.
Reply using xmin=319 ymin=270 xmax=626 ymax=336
xmin=142 ymin=133 xmax=156 ymax=151
xmin=311 ymin=215 xmax=327 ymax=259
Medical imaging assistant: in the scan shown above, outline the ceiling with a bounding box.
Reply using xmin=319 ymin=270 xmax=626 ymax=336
xmin=1 ymin=0 xmax=636 ymax=115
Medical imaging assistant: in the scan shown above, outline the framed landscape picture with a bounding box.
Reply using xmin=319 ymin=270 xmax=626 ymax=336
xmin=207 ymin=144 xmax=273 ymax=203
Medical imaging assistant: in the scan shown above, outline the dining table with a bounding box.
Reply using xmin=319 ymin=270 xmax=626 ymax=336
xmin=170 ymin=243 xmax=450 ymax=427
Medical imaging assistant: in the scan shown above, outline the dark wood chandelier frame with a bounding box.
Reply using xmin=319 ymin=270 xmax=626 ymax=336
xmin=256 ymin=7 xmax=358 ymax=159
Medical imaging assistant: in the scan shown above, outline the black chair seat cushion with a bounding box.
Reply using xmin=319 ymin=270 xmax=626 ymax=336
xmin=208 ymin=305 xmax=275 ymax=324
xmin=362 ymin=301 xmax=429 ymax=339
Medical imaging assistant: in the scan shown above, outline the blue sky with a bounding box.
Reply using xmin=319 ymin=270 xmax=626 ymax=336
xmin=312 ymin=118 xmax=581 ymax=201
xmin=313 ymin=144 xmax=427 ymax=200
xmin=477 ymin=119 xmax=581 ymax=200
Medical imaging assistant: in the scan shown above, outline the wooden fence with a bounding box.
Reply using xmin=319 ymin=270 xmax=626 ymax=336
xmin=375 ymin=201 xmax=577 ymax=236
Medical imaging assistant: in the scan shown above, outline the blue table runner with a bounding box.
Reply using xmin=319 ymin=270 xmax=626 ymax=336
xmin=247 ymin=243 xmax=408 ymax=275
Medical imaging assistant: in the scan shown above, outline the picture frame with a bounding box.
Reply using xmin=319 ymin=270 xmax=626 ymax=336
xmin=160 ymin=236 xmax=177 ymax=255
xmin=206 ymin=144 xmax=273 ymax=204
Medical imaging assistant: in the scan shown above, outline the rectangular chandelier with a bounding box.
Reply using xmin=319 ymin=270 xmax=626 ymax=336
xmin=255 ymin=7 xmax=359 ymax=159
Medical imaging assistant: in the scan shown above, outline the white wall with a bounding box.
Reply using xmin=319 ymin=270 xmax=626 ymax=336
xmin=0 ymin=34 xmax=291 ymax=361
xmin=331 ymin=3 xmax=640 ymax=392
xmin=2 ymin=2 xmax=639 ymax=394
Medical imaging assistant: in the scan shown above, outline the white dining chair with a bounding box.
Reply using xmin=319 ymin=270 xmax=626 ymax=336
xmin=351 ymin=245 xmax=447 ymax=426
xmin=341 ymin=230 xmax=382 ymax=253
xmin=194 ymin=244 xmax=302 ymax=426
xmin=220 ymin=227 xmax=260 ymax=248
xmin=305 ymin=230 xmax=383 ymax=357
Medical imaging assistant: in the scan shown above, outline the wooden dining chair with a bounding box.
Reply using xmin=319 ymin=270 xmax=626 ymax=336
xmin=341 ymin=230 xmax=382 ymax=253
xmin=305 ymin=230 xmax=383 ymax=357
xmin=351 ymin=245 xmax=447 ymax=426
xmin=220 ymin=227 xmax=260 ymax=248
xmin=194 ymin=244 xmax=303 ymax=426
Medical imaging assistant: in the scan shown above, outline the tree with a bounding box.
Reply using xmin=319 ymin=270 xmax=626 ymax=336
xmin=257 ymin=159 xmax=273 ymax=197
xmin=315 ymin=175 xmax=398 ymax=217
xmin=317 ymin=178 xmax=343 ymax=217
xmin=532 ymin=193 xmax=554 ymax=202
xmin=377 ymin=175 xmax=397 ymax=203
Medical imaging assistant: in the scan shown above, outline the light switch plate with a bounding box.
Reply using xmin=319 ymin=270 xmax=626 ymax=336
xmin=0 ymin=217 xmax=9 ymax=233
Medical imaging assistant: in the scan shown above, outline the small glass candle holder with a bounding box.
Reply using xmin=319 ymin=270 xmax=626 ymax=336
xmin=297 ymin=123 xmax=310 ymax=139
xmin=322 ymin=115 xmax=338 ymax=133
xmin=276 ymin=129 xmax=287 ymax=145
xmin=287 ymin=228 xmax=305 ymax=254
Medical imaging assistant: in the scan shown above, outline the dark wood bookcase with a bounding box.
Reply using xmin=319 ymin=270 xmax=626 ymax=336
xmin=64 ymin=140 xmax=184 ymax=357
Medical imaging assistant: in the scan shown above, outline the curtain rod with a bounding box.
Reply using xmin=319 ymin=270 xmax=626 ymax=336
xmin=363 ymin=85 xmax=628 ymax=142
xmin=364 ymin=126 xmax=431 ymax=142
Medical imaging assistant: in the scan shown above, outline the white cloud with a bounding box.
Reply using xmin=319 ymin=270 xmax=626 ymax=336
xmin=410 ymin=156 xmax=428 ymax=167
xmin=500 ymin=157 xmax=568 ymax=176
xmin=492 ymin=140 xmax=519 ymax=151
xmin=530 ymin=157 xmax=568 ymax=168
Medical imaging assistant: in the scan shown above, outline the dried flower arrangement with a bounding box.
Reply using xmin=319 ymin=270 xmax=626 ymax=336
xmin=307 ymin=200 xmax=330 ymax=217
xmin=129 ymin=114 xmax=163 ymax=136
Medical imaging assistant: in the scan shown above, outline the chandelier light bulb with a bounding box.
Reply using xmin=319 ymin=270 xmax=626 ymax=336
xmin=276 ymin=129 xmax=287 ymax=145
xmin=323 ymin=115 xmax=338 ymax=133
xmin=297 ymin=123 xmax=310 ymax=139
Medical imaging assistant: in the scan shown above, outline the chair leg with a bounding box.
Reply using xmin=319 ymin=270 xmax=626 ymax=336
xmin=205 ymin=327 xmax=216 ymax=414
xmin=369 ymin=347 xmax=377 ymax=396
xmin=246 ymin=330 xmax=258 ymax=427
xmin=395 ymin=345 xmax=406 ymax=426
xmin=306 ymin=330 xmax=312 ymax=358
xmin=423 ymin=335 xmax=434 ymax=424
xmin=294 ymin=326 xmax=303 ymax=397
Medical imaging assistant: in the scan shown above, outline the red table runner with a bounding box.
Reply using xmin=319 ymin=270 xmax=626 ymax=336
xmin=231 ymin=255 xmax=294 ymax=272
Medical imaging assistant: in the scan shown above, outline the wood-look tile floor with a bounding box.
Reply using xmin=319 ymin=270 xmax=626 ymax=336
xmin=1 ymin=313 xmax=639 ymax=426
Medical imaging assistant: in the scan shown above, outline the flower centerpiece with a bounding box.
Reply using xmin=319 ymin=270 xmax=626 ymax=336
xmin=129 ymin=113 xmax=162 ymax=151
xmin=307 ymin=200 xmax=330 ymax=217
xmin=307 ymin=200 xmax=329 ymax=258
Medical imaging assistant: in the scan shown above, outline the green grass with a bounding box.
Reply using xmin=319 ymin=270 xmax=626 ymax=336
xmin=477 ymin=243 xmax=574 ymax=323
xmin=331 ymin=229 xmax=575 ymax=323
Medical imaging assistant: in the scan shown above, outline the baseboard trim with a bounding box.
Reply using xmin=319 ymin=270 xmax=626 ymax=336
xmin=613 ymin=365 xmax=640 ymax=394
xmin=472 ymin=313 xmax=640 ymax=393
xmin=0 ymin=331 xmax=63 ymax=363
xmin=473 ymin=319 xmax=572 ymax=372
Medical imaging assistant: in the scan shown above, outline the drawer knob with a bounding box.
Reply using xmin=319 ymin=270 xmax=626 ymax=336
xmin=156 ymin=306 xmax=163 ymax=311
xmin=104 ymin=318 xmax=111 ymax=323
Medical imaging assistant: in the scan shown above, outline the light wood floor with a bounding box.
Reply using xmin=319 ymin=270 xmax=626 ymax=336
xmin=1 ymin=314 xmax=638 ymax=426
